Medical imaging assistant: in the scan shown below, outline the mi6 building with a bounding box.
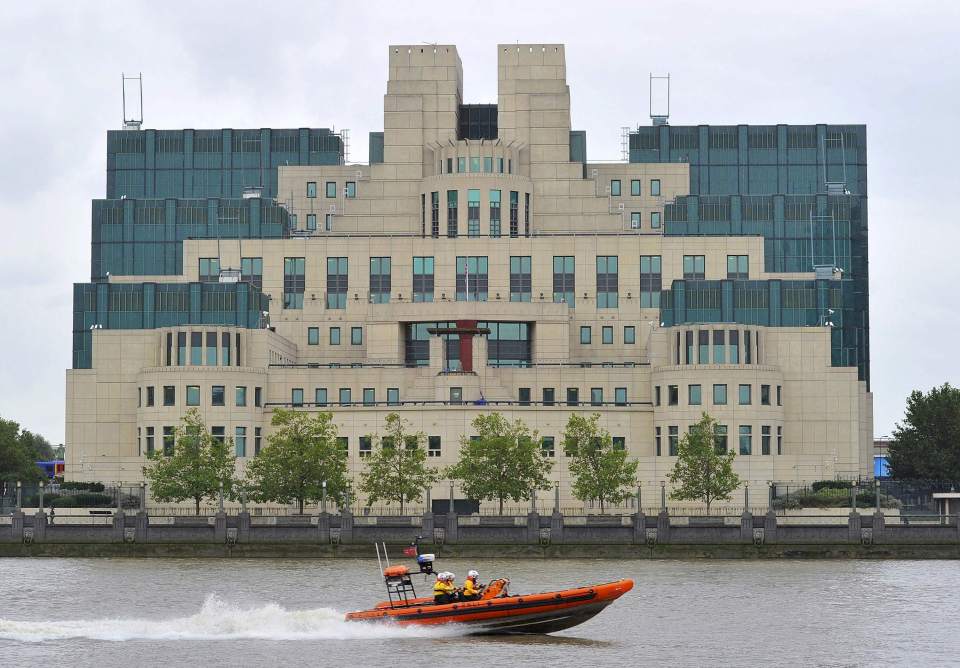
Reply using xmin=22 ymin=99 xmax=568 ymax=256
xmin=66 ymin=44 xmax=871 ymax=509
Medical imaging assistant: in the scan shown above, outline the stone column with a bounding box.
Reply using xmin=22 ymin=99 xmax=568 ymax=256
xmin=112 ymin=509 xmax=126 ymax=543
xmin=340 ymin=507 xmax=354 ymax=543
xmin=656 ymin=509 xmax=670 ymax=544
xmin=551 ymin=483 xmax=563 ymax=544
xmin=237 ymin=511 xmax=251 ymax=543
xmin=764 ymin=509 xmax=778 ymax=543
xmin=871 ymin=511 xmax=885 ymax=543
xmin=527 ymin=510 xmax=540 ymax=544
xmin=848 ymin=511 xmax=862 ymax=543
xmin=214 ymin=511 xmax=227 ymax=543
xmin=317 ymin=511 xmax=330 ymax=543
xmin=32 ymin=511 xmax=47 ymax=542
xmin=11 ymin=510 xmax=24 ymax=540
xmin=740 ymin=510 xmax=753 ymax=543
xmin=135 ymin=511 xmax=149 ymax=543
xmin=632 ymin=510 xmax=645 ymax=544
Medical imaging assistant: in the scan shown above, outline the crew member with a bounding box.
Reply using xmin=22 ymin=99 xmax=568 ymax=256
xmin=460 ymin=570 xmax=483 ymax=601
xmin=434 ymin=572 xmax=456 ymax=605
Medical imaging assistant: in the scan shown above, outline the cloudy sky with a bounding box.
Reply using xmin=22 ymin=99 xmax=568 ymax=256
xmin=1 ymin=1 xmax=957 ymax=444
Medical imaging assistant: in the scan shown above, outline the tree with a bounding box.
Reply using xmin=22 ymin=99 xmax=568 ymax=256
xmin=245 ymin=409 xmax=349 ymax=514
xmin=142 ymin=409 xmax=236 ymax=514
xmin=359 ymin=413 xmax=438 ymax=513
xmin=0 ymin=418 xmax=43 ymax=483
xmin=563 ymin=413 xmax=638 ymax=512
xmin=668 ymin=413 xmax=742 ymax=514
xmin=19 ymin=431 xmax=55 ymax=461
xmin=888 ymin=383 xmax=960 ymax=480
xmin=446 ymin=413 xmax=554 ymax=515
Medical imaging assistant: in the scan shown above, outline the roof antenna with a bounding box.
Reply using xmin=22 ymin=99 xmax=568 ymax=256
xmin=121 ymin=73 xmax=143 ymax=131
xmin=649 ymin=73 xmax=670 ymax=126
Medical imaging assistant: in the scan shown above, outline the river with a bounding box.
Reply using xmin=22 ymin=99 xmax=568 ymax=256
xmin=0 ymin=557 xmax=956 ymax=667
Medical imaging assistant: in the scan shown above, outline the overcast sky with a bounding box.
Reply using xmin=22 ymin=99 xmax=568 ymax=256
xmin=1 ymin=1 xmax=958 ymax=445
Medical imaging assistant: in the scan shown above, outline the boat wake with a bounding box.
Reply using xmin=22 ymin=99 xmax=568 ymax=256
xmin=0 ymin=594 xmax=458 ymax=643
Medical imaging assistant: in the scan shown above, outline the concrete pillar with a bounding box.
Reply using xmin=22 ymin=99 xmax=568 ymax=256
xmin=316 ymin=511 xmax=330 ymax=543
xmin=237 ymin=511 xmax=251 ymax=543
xmin=526 ymin=511 xmax=540 ymax=544
xmin=11 ymin=510 xmax=24 ymax=539
xmin=214 ymin=511 xmax=227 ymax=542
xmin=135 ymin=511 xmax=149 ymax=542
xmin=33 ymin=511 xmax=47 ymax=542
xmin=112 ymin=509 xmax=126 ymax=543
xmin=740 ymin=510 xmax=753 ymax=542
xmin=421 ymin=511 xmax=434 ymax=536
xmin=551 ymin=509 xmax=564 ymax=544
xmin=848 ymin=511 xmax=862 ymax=543
xmin=632 ymin=511 xmax=645 ymax=544
xmin=340 ymin=507 xmax=354 ymax=543
xmin=445 ymin=509 xmax=459 ymax=543
xmin=871 ymin=511 xmax=885 ymax=543
xmin=764 ymin=510 xmax=778 ymax=543
xmin=657 ymin=509 xmax=670 ymax=544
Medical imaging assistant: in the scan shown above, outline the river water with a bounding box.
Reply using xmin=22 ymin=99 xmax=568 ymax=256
xmin=0 ymin=557 xmax=956 ymax=667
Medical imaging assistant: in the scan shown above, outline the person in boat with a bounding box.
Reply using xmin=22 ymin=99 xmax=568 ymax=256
xmin=459 ymin=570 xmax=483 ymax=601
xmin=433 ymin=572 xmax=457 ymax=605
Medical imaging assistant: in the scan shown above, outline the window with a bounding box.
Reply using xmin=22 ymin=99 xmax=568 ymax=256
xmin=449 ymin=387 xmax=462 ymax=404
xmin=630 ymin=212 xmax=641 ymax=229
xmin=387 ymin=388 xmax=400 ymax=406
xmin=339 ymin=388 xmax=351 ymax=405
xmin=524 ymin=193 xmax=530 ymax=236
xmin=186 ymin=385 xmax=200 ymax=406
xmin=467 ymin=189 xmax=480 ymax=237
xmin=489 ymin=190 xmax=501 ymax=237
xmin=369 ymin=257 xmax=391 ymax=303
xmin=241 ymin=257 xmax=262 ymax=290
xmin=729 ymin=330 xmax=740 ymax=363
xmin=668 ymin=426 xmax=679 ymax=456
xmin=509 ymin=191 xmax=519 ymax=237
xmin=308 ymin=327 xmax=319 ymax=345
xmin=598 ymin=326 xmax=612 ymax=345
xmin=470 ymin=157 xmax=480 ymax=173
xmin=455 ymin=256 xmax=488 ymax=301
xmin=483 ymin=156 xmax=493 ymax=173
xmin=686 ymin=331 xmax=694 ymax=364
xmin=206 ymin=332 xmax=217 ymax=366
xmin=190 ymin=331 xmax=202 ymax=365
xmin=497 ymin=157 xmax=505 ymax=173
xmin=624 ymin=326 xmax=636 ymax=344
xmin=761 ymin=384 xmax=771 ymax=406
xmin=591 ymin=388 xmax=603 ymax=406
xmin=325 ymin=214 xmax=333 ymax=231
xmin=163 ymin=426 xmax=175 ymax=456
xmin=615 ymin=387 xmax=627 ymax=406
xmin=566 ymin=387 xmax=579 ymax=406
xmin=235 ymin=427 xmax=247 ymax=457
xmin=596 ymin=256 xmax=618 ymax=308
xmin=359 ymin=436 xmax=372 ymax=458
xmin=363 ymin=388 xmax=375 ymax=406
xmin=630 ymin=179 xmax=641 ymax=196
xmin=428 ymin=435 xmax=442 ymax=458
xmin=345 ymin=181 xmax=356 ymax=198
xmin=713 ymin=330 xmax=726 ymax=364
xmin=777 ymin=426 xmax=783 ymax=455
xmin=650 ymin=179 xmax=661 ymax=196
xmin=254 ymin=427 xmax=262 ymax=456
xmin=713 ymin=384 xmax=727 ymax=405
xmin=541 ymin=436 xmax=555 ymax=458
xmin=291 ymin=388 xmax=304 ymax=406
xmin=457 ymin=157 xmax=466 ymax=173
xmin=699 ymin=330 xmax=710 ymax=363
xmin=163 ymin=385 xmax=175 ymax=406
xmin=351 ymin=327 xmax=362 ymax=345
xmin=326 ymin=257 xmax=348 ymax=309
xmin=254 ymin=387 xmax=262 ymax=407
xmin=650 ymin=211 xmax=662 ymax=229
xmin=739 ymin=425 xmax=753 ymax=455
xmin=430 ymin=192 xmax=440 ymax=237
xmin=145 ymin=426 xmax=155 ymax=455
xmin=210 ymin=426 xmax=224 ymax=445
xmin=640 ymin=255 xmax=661 ymax=307
xmin=236 ymin=386 xmax=247 ymax=407
xmin=283 ymin=257 xmax=305 ymax=309
xmin=668 ymin=385 xmax=679 ymax=406
xmin=146 ymin=386 xmax=155 ymax=407
xmin=211 ymin=385 xmax=224 ymax=406
xmin=762 ymin=426 xmax=771 ymax=455
xmin=543 ymin=388 xmax=555 ymax=406
xmin=580 ymin=326 xmax=592 ymax=344
xmin=413 ymin=256 xmax=434 ymax=303
xmin=777 ymin=385 xmax=782 ymax=406
xmin=683 ymin=255 xmax=705 ymax=280
xmin=553 ymin=256 xmax=575 ymax=307
xmin=727 ymin=255 xmax=749 ymax=279
xmin=199 ymin=258 xmax=220 ymax=283
xmin=306 ymin=213 xmax=317 ymax=231
xmin=689 ymin=384 xmax=702 ymax=405
xmin=325 ymin=181 xmax=336 ymax=198
xmin=307 ymin=182 xmax=317 ymax=198
xmin=509 ymin=256 xmax=532 ymax=302
xmin=447 ymin=190 xmax=458 ymax=237
xmin=518 ymin=388 xmax=531 ymax=406
xmin=329 ymin=327 xmax=340 ymax=345
xmin=654 ymin=386 xmax=661 ymax=406
xmin=739 ymin=384 xmax=752 ymax=405
xmin=315 ymin=388 xmax=327 ymax=406
xmin=612 ymin=436 xmax=626 ymax=451
xmin=655 ymin=427 xmax=662 ymax=456
xmin=745 ymin=330 xmax=753 ymax=365
xmin=610 ymin=179 xmax=621 ymax=196
xmin=714 ymin=425 xmax=728 ymax=454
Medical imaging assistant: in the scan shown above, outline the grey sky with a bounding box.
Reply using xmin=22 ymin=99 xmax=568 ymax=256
xmin=1 ymin=1 xmax=958 ymax=444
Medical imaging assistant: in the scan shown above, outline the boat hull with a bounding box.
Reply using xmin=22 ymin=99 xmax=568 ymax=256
xmin=345 ymin=578 xmax=633 ymax=635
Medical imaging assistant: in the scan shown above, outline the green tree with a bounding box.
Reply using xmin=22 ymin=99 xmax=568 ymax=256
xmin=668 ymin=413 xmax=742 ymax=514
xmin=19 ymin=431 xmax=55 ymax=460
xmin=142 ymin=409 xmax=236 ymax=514
xmin=563 ymin=413 xmax=638 ymax=512
xmin=359 ymin=413 xmax=438 ymax=513
xmin=245 ymin=409 xmax=349 ymax=514
xmin=888 ymin=383 xmax=960 ymax=480
xmin=446 ymin=413 xmax=554 ymax=515
xmin=0 ymin=418 xmax=43 ymax=482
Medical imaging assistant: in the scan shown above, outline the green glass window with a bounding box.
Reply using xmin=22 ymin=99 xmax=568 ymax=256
xmin=683 ymin=255 xmax=705 ymax=280
xmin=631 ymin=179 xmax=641 ymax=196
xmin=351 ymin=327 xmax=362 ymax=345
xmin=307 ymin=182 xmax=317 ymax=198
xmin=235 ymin=386 xmax=246 ymax=407
xmin=369 ymin=257 xmax=391 ymax=304
xmin=689 ymin=384 xmax=702 ymax=405
xmin=467 ymin=189 xmax=480 ymax=237
xmin=509 ymin=256 xmax=531 ymax=302
xmin=163 ymin=426 xmax=175 ymax=456
xmin=483 ymin=156 xmax=493 ymax=172
xmin=325 ymin=181 xmax=336 ymax=197
xmin=387 ymin=388 xmax=400 ymax=405
xmin=455 ymin=256 xmax=488 ymax=301
xmin=591 ymin=388 xmax=603 ymax=406
xmin=283 ymin=257 xmax=305 ymax=309
xmin=254 ymin=427 xmax=261 ymax=456
xmin=315 ymin=388 xmax=327 ymax=406
xmin=186 ymin=385 xmax=200 ymax=406
xmin=668 ymin=426 xmax=679 ymax=456
xmin=580 ymin=326 xmax=591 ymax=344
xmin=624 ymin=326 xmax=636 ymax=344
xmin=630 ymin=212 xmax=641 ymax=229
xmin=615 ymin=387 xmax=627 ymax=406
xmin=714 ymin=425 xmax=728 ymax=454
xmin=509 ymin=191 xmax=519 ymax=237
xmin=761 ymin=384 xmax=771 ymax=405
xmin=470 ymin=157 xmax=480 ymax=173
xmin=650 ymin=211 xmax=661 ymax=229
xmin=430 ymin=192 xmax=439 ymax=237
xmin=163 ymin=385 xmax=175 ymax=406
xmin=668 ymin=385 xmax=679 ymax=406
xmin=497 ymin=157 xmax=504 ymax=173
xmin=240 ymin=257 xmax=262 ymax=289
xmin=447 ymin=190 xmax=458 ymax=238
xmin=306 ymin=213 xmax=317 ymax=231
xmin=339 ymin=388 xmax=351 ymax=405
xmin=345 ymin=181 xmax=356 ymax=198
xmin=640 ymin=255 xmax=661 ymax=307
xmin=308 ymin=327 xmax=319 ymax=345
xmin=329 ymin=327 xmax=341 ymax=345
xmin=729 ymin=330 xmax=740 ymax=363
xmin=739 ymin=384 xmax=752 ymax=405
xmin=650 ymin=179 xmax=661 ymax=196
xmin=610 ymin=179 xmax=621 ymax=196
xmin=655 ymin=427 xmax=661 ymax=456
xmin=489 ymin=190 xmax=501 ymax=237
xmin=190 ymin=331 xmax=202 ymax=365
xmin=457 ymin=157 xmax=466 ymax=173
xmin=739 ymin=425 xmax=752 ymax=455
xmin=145 ymin=426 xmax=154 ymax=454
xmin=713 ymin=330 xmax=726 ymax=363
xmin=211 ymin=385 xmax=224 ymax=406
xmin=206 ymin=331 xmax=217 ymax=366
xmin=363 ymin=388 xmax=375 ymax=405
xmin=602 ymin=325 xmax=613 ymax=344
xmin=326 ymin=257 xmax=348 ymax=309
xmin=713 ymin=384 xmax=727 ymax=405
xmin=596 ymin=256 xmax=618 ymax=308
xmin=199 ymin=258 xmax=220 ymax=283
xmin=235 ymin=427 xmax=246 ymax=457
xmin=292 ymin=388 xmax=303 ymax=406
xmin=413 ymin=256 xmax=434 ymax=302
xmin=727 ymin=255 xmax=749 ymax=279
xmin=541 ymin=436 xmax=555 ymax=458
xmin=553 ymin=256 xmax=575 ymax=307
xmin=762 ymin=425 xmax=771 ymax=455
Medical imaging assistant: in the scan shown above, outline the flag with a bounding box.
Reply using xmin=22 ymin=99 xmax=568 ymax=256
xmin=402 ymin=546 xmax=417 ymax=557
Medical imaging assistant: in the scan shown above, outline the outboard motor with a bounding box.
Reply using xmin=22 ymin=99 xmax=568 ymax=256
xmin=416 ymin=553 xmax=435 ymax=575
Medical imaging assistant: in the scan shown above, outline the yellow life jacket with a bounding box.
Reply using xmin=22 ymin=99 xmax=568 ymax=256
xmin=463 ymin=578 xmax=480 ymax=597
xmin=434 ymin=580 xmax=453 ymax=595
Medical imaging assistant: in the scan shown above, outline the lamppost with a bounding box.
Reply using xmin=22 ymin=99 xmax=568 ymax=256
xmin=15 ymin=480 xmax=21 ymax=511
xmin=321 ymin=480 xmax=327 ymax=514
xmin=660 ymin=480 xmax=666 ymax=511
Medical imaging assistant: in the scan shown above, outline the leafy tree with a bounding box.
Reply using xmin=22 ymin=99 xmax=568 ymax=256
xmin=446 ymin=413 xmax=554 ymax=515
xmin=359 ymin=413 xmax=438 ymax=513
xmin=563 ymin=413 xmax=638 ymax=512
xmin=142 ymin=409 xmax=236 ymax=514
xmin=888 ymin=383 xmax=960 ymax=480
xmin=668 ymin=413 xmax=742 ymax=514
xmin=0 ymin=418 xmax=44 ymax=482
xmin=245 ymin=409 xmax=349 ymax=514
xmin=19 ymin=431 xmax=55 ymax=460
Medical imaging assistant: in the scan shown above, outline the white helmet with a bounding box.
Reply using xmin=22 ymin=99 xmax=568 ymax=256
xmin=446 ymin=572 xmax=456 ymax=582
xmin=468 ymin=570 xmax=479 ymax=579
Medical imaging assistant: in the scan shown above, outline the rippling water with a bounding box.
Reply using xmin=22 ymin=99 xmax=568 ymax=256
xmin=1 ymin=557 xmax=957 ymax=667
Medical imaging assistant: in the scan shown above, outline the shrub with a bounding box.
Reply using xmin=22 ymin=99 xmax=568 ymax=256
xmin=49 ymin=495 xmax=78 ymax=508
xmin=60 ymin=481 xmax=105 ymax=493
xmin=811 ymin=480 xmax=853 ymax=492
xmin=71 ymin=492 xmax=113 ymax=507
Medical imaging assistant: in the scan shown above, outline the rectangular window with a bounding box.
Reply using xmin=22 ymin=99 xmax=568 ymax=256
xmin=483 ymin=156 xmax=493 ymax=173
xmin=612 ymin=436 xmax=626 ymax=451
xmin=553 ymin=256 xmax=576 ymax=307
xmin=369 ymin=257 xmax=391 ymax=303
xmin=431 ymin=192 xmax=440 ymax=237
xmin=713 ymin=384 xmax=728 ymax=405
xmin=345 ymin=181 xmax=356 ymax=198
xmin=163 ymin=385 xmax=175 ymax=406
xmin=186 ymin=385 xmax=200 ymax=406
xmin=727 ymin=255 xmax=749 ymax=280
xmin=470 ymin=157 xmax=480 ymax=173
xmin=254 ymin=387 xmax=262 ymax=407
xmin=654 ymin=386 xmax=661 ymax=406
xmin=241 ymin=257 xmax=262 ymax=290
xmin=524 ymin=192 xmax=530 ymax=236
xmin=686 ymin=331 xmax=694 ymax=364
xmin=543 ymin=388 xmax=555 ymax=406
xmin=596 ymin=256 xmax=619 ymax=308
xmin=602 ymin=326 xmax=613 ymax=344
xmin=291 ymin=388 xmax=303 ymax=406
xmin=683 ymin=255 xmax=705 ymax=280
xmin=541 ymin=436 xmax=555 ymax=458
xmin=457 ymin=157 xmax=466 ymax=173
xmin=283 ymin=257 xmax=305 ymax=309
xmin=211 ymin=426 xmax=224 ymax=445
xmin=306 ymin=213 xmax=317 ymax=231
xmin=363 ymin=388 xmax=375 ymax=406
xmin=325 ymin=181 xmax=336 ymax=198
xmin=566 ymin=387 xmax=579 ymax=407
xmin=714 ymin=425 xmax=728 ymax=454
xmin=190 ymin=332 xmax=202 ymax=365
xmin=206 ymin=332 xmax=217 ymax=366
xmin=699 ymin=330 xmax=710 ymax=363
xmin=199 ymin=257 xmax=220 ymax=283
xmin=762 ymin=426 xmax=771 ymax=455
xmin=446 ymin=158 xmax=453 ymax=174
xmin=449 ymin=387 xmax=462 ymax=404
xmin=235 ymin=427 xmax=246 ymax=457
xmin=615 ymin=387 xmax=627 ymax=406
xmin=325 ymin=214 xmax=333 ymax=231
xmin=591 ymin=388 xmax=603 ymax=406
xmin=580 ymin=326 xmax=592 ymax=344
xmin=610 ymin=179 xmax=621 ymax=196
xmin=729 ymin=330 xmax=740 ymax=364
xmin=630 ymin=179 xmax=641 ymax=196
xmin=739 ymin=425 xmax=753 ymax=455
xmin=668 ymin=426 xmax=679 ymax=456
xmin=777 ymin=426 xmax=783 ymax=455
xmin=211 ymin=385 xmax=224 ymax=406
xmin=497 ymin=157 xmax=505 ymax=173
xmin=329 ymin=327 xmax=340 ymax=345
xmin=308 ymin=327 xmax=319 ymax=345
xmin=306 ymin=182 xmax=317 ymax=198
xmin=624 ymin=326 xmax=636 ymax=344
xmin=689 ymin=384 xmax=702 ymax=405
xmin=668 ymin=385 xmax=679 ymax=406
xmin=630 ymin=212 xmax=641 ymax=229
xmin=467 ymin=189 xmax=480 ymax=237
xmin=640 ymin=255 xmax=661 ymax=307
xmin=351 ymin=327 xmax=362 ymax=345
xmin=650 ymin=211 xmax=662 ymax=229
xmin=326 ymin=257 xmax=348 ymax=309
xmin=428 ymin=435 xmax=442 ymax=458
xmin=455 ymin=256 xmax=488 ymax=301
xmin=236 ymin=386 xmax=247 ymax=407
xmin=145 ymin=426 xmax=155 ymax=455
xmin=315 ymin=388 xmax=327 ymax=406
xmin=254 ymin=427 xmax=262 ymax=456
xmin=146 ymin=385 xmax=155 ymax=407
xmin=655 ymin=427 xmax=661 ymax=456
xmin=447 ymin=190 xmax=458 ymax=237
xmin=713 ymin=330 xmax=726 ymax=364
xmin=339 ymin=388 xmax=352 ymax=405
xmin=739 ymin=384 xmax=751 ymax=405
xmin=163 ymin=426 xmax=175 ymax=456
xmin=359 ymin=436 xmax=372 ymax=458
xmin=777 ymin=385 xmax=782 ymax=406
xmin=761 ymin=384 xmax=771 ymax=406
xmin=412 ymin=256 xmax=435 ymax=303
xmin=650 ymin=179 xmax=661 ymax=196
xmin=489 ymin=189 xmax=501 ymax=237
xmin=745 ymin=330 xmax=753 ymax=364
xmin=518 ymin=388 xmax=531 ymax=406
xmin=509 ymin=256 xmax=532 ymax=302
xmin=387 ymin=388 xmax=400 ymax=406
xmin=509 ymin=191 xmax=519 ymax=237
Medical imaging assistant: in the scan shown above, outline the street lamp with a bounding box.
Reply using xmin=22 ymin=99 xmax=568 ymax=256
xmin=322 ymin=480 xmax=327 ymax=514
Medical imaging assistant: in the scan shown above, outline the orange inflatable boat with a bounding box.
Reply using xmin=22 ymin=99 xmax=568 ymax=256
xmin=345 ymin=564 xmax=634 ymax=634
